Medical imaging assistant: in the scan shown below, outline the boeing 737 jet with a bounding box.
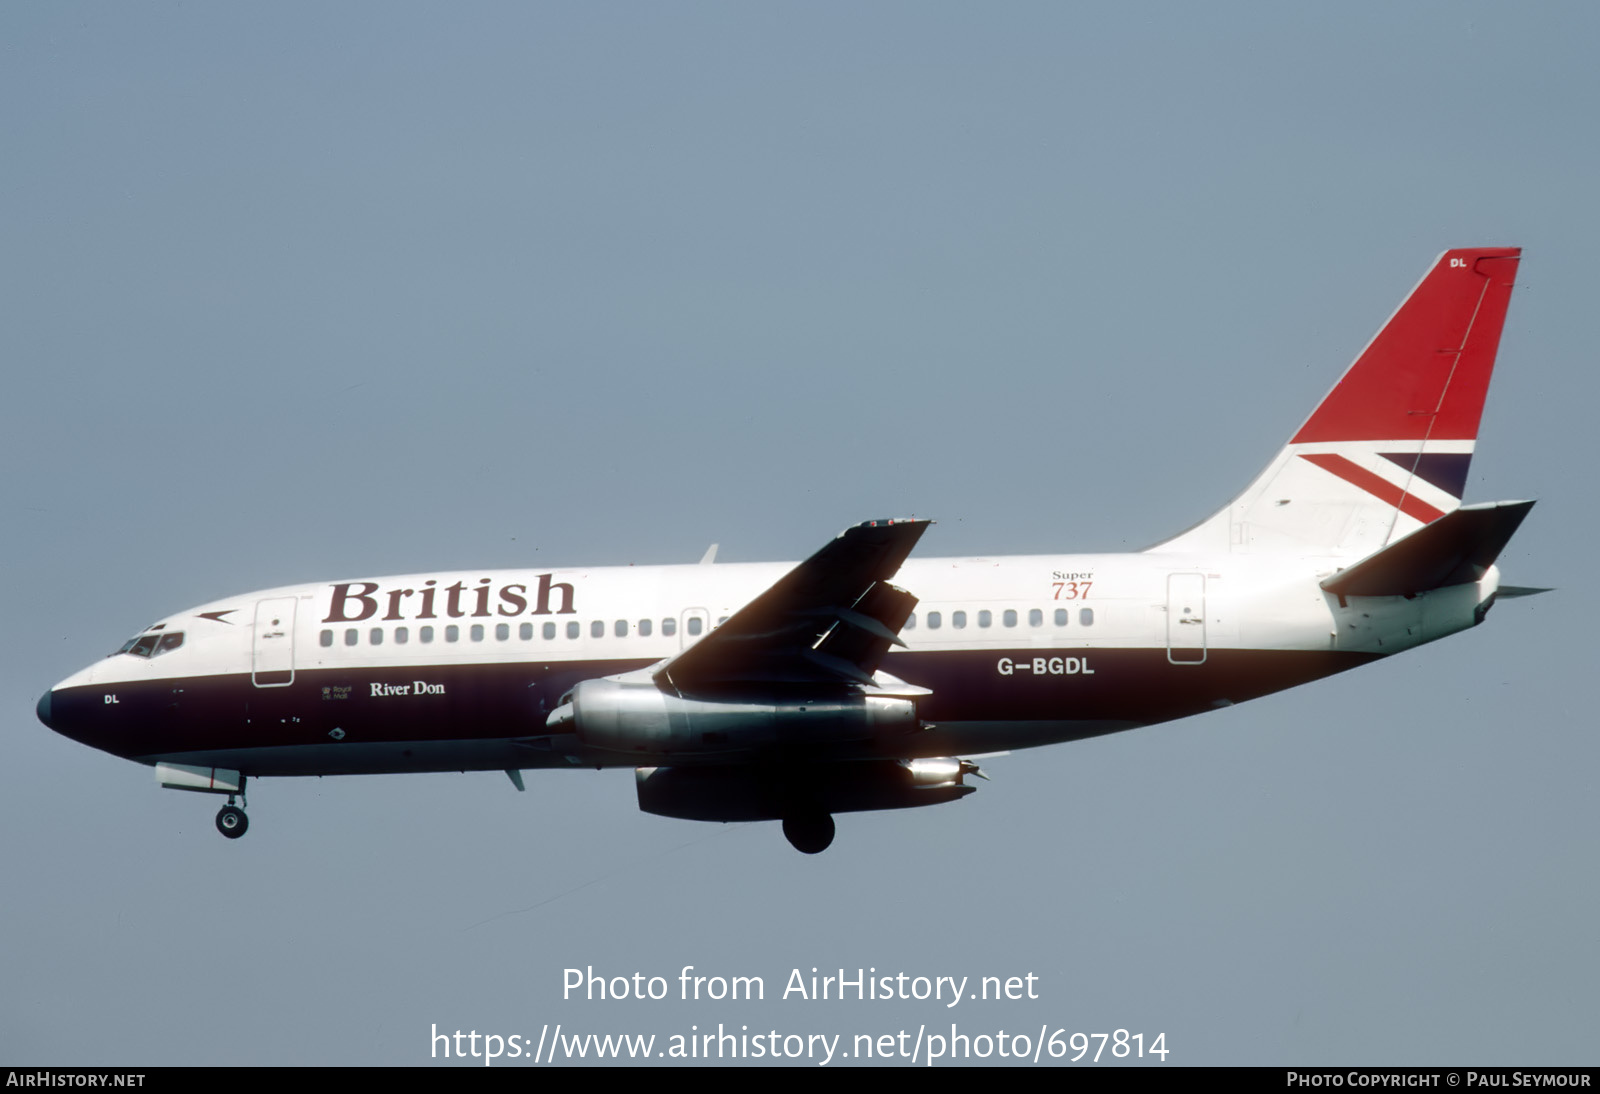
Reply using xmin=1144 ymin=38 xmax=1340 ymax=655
xmin=36 ymin=247 xmax=1537 ymax=853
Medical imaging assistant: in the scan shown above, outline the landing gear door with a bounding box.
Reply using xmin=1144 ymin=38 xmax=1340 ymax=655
xmin=252 ymin=597 xmax=297 ymax=687
xmin=1166 ymin=573 xmax=1207 ymax=665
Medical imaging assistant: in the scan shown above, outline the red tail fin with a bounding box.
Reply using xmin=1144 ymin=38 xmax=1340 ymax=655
xmin=1291 ymin=248 xmax=1521 ymax=444
xmin=1152 ymin=248 xmax=1522 ymax=557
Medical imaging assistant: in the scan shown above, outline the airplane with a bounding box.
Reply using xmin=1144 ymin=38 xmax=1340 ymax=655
xmin=36 ymin=247 xmax=1540 ymax=854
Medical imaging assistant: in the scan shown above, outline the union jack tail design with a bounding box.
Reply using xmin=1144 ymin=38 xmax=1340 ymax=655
xmin=1153 ymin=248 xmax=1521 ymax=557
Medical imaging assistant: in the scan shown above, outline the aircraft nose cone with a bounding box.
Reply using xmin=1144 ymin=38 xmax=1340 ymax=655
xmin=36 ymin=689 xmax=54 ymax=730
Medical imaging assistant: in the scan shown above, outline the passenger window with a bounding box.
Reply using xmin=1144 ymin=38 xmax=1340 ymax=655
xmin=663 ymin=618 xmax=677 ymax=637
xmin=420 ymin=626 xmax=434 ymax=643
xmin=1079 ymin=608 xmax=1094 ymax=626
xmin=543 ymin=622 xmax=557 ymax=640
xmin=370 ymin=627 xmax=383 ymax=646
xmin=952 ymin=611 xmax=967 ymax=629
xmin=470 ymin=625 xmax=484 ymax=642
xmin=639 ymin=618 xmax=652 ymax=637
xmin=1054 ymin=608 xmax=1069 ymax=627
xmin=344 ymin=629 xmax=358 ymax=647
xmin=1028 ymin=608 xmax=1043 ymax=627
xmin=615 ymin=619 xmax=627 ymax=637
xmin=590 ymin=620 xmax=604 ymax=638
xmin=927 ymin=611 xmax=942 ymax=630
xmin=566 ymin=621 xmax=580 ymax=640
xmin=445 ymin=625 xmax=459 ymax=643
xmin=905 ymin=613 xmax=916 ymax=630
xmin=496 ymin=623 xmax=510 ymax=641
xmin=1004 ymin=610 xmax=1018 ymax=628
xmin=519 ymin=623 xmax=533 ymax=640
xmin=717 ymin=616 xmax=729 ymax=626
xmin=687 ymin=617 xmax=703 ymax=636
xmin=978 ymin=610 xmax=992 ymax=628
xmin=320 ymin=630 xmax=334 ymax=648
xmin=396 ymin=627 xmax=409 ymax=644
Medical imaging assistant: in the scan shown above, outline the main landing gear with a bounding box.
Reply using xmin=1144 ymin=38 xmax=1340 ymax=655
xmin=215 ymin=791 xmax=249 ymax=840
xmin=782 ymin=813 xmax=835 ymax=854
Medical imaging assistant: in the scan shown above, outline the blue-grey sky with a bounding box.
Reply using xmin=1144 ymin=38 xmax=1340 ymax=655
xmin=3 ymin=2 xmax=1594 ymax=1066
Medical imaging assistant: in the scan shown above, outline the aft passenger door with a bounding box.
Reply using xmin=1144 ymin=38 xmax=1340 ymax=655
xmin=1166 ymin=573 xmax=1207 ymax=665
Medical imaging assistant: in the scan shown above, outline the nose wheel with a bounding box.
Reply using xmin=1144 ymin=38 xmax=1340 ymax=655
xmin=215 ymin=793 xmax=249 ymax=839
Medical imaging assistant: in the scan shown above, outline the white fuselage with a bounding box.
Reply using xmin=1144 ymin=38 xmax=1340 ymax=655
xmin=43 ymin=549 xmax=1496 ymax=777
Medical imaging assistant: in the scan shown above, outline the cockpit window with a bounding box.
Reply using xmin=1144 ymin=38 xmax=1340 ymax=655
xmin=113 ymin=631 xmax=185 ymax=658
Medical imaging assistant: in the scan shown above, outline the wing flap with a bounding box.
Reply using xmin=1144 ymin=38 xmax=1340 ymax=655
xmin=657 ymin=519 xmax=930 ymax=693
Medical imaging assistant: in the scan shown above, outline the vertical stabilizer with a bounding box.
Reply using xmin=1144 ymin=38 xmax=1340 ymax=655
xmin=1151 ymin=248 xmax=1520 ymax=557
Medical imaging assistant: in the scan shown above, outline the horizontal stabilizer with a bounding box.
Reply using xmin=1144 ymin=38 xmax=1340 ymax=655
xmin=1321 ymin=500 xmax=1534 ymax=598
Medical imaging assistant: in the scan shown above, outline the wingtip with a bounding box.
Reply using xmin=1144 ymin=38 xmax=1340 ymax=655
xmin=839 ymin=517 xmax=935 ymax=540
xmin=1495 ymin=585 xmax=1554 ymax=599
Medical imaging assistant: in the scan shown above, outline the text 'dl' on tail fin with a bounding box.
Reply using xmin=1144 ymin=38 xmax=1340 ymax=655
xmin=1151 ymin=248 xmax=1521 ymax=557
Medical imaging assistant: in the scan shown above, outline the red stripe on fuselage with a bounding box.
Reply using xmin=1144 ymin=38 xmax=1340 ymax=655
xmin=1299 ymin=453 xmax=1446 ymax=524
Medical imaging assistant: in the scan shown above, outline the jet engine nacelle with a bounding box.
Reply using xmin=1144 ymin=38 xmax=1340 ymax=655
xmin=546 ymin=677 xmax=920 ymax=758
xmin=634 ymin=758 xmax=977 ymax=822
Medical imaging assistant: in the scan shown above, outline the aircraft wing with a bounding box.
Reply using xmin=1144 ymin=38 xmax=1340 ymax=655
xmin=654 ymin=519 xmax=930 ymax=693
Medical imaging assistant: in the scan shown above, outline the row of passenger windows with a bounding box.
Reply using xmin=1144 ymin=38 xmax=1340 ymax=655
xmin=318 ymin=616 xmax=710 ymax=648
xmin=316 ymin=606 xmax=1096 ymax=649
xmin=906 ymin=607 xmax=1093 ymax=629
